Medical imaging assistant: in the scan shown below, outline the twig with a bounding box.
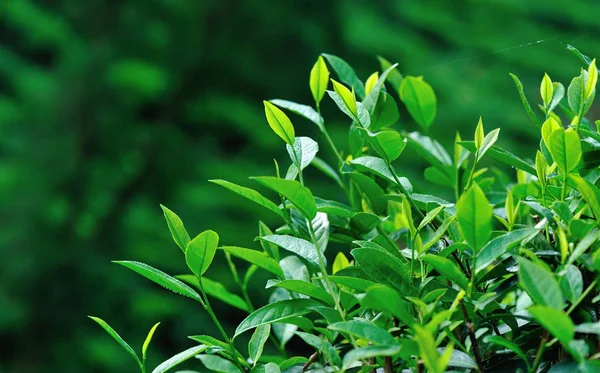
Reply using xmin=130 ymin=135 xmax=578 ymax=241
xmin=459 ymin=298 xmax=485 ymax=372
xmin=302 ymin=352 xmax=319 ymax=372
xmin=383 ymin=356 xmax=393 ymax=373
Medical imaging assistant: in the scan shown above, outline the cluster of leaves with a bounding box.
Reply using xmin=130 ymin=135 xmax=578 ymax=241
xmin=91 ymin=47 xmax=600 ymax=373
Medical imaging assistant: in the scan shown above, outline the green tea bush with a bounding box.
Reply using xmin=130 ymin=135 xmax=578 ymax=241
xmin=91 ymin=48 xmax=600 ymax=373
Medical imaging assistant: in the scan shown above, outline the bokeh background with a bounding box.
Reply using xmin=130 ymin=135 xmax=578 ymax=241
xmin=1 ymin=0 xmax=599 ymax=372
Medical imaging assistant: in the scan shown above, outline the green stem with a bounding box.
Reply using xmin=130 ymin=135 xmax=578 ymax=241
xmin=307 ymin=220 xmax=341 ymax=316
xmin=196 ymin=276 xmax=246 ymax=372
xmin=389 ymin=165 xmax=425 ymax=219
xmin=567 ymin=278 xmax=598 ymax=315
xmin=530 ymin=331 xmax=548 ymax=373
xmin=465 ymin=155 xmax=478 ymax=191
xmin=317 ymin=105 xmax=344 ymax=167
xmin=561 ymin=171 xmax=568 ymax=200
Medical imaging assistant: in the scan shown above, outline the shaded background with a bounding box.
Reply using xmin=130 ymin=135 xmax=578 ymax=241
xmin=1 ymin=0 xmax=599 ymax=372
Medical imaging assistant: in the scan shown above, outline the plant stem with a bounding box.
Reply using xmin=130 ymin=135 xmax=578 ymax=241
xmin=389 ymin=166 xmax=425 ymax=219
xmin=196 ymin=276 xmax=246 ymax=372
xmin=307 ymin=220 xmax=341 ymax=316
xmin=465 ymin=156 xmax=478 ymax=191
xmin=567 ymin=278 xmax=598 ymax=315
xmin=459 ymin=298 xmax=485 ymax=373
xmin=561 ymin=171 xmax=568 ymax=200
xmin=317 ymin=105 xmax=344 ymax=167
xmin=530 ymin=331 xmax=549 ymax=373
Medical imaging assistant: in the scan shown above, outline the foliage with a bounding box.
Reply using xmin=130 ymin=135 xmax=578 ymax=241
xmin=91 ymin=49 xmax=600 ymax=373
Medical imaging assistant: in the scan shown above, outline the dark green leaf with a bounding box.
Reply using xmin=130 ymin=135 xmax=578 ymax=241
xmin=114 ymin=261 xmax=203 ymax=303
xmin=266 ymin=279 xmax=334 ymax=306
xmin=329 ymin=320 xmax=396 ymax=345
xmin=251 ymin=177 xmax=317 ymax=220
xmin=351 ymin=248 xmax=409 ymax=291
xmin=423 ymin=255 xmax=469 ymax=291
xmin=197 ymin=354 xmax=240 ymax=373
xmin=322 ymin=53 xmax=366 ymax=99
xmin=475 ymin=228 xmax=540 ymax=274
xmin=509 ymin=73 xmax=541 ymax=127
xmin=259 ymin=235 xmax=322 ymax=268
xmin=342 ymin=345 xmax=401 ymax=369
xmin=177 ymin=275 xmax=249 ymax=312
xmin=234 ymin=299 xmax=321 ymax=337
xmin=518 ymin=258 xmax=564 ymax=309
xmin=221 ymin=246 xmax=284 ymax=279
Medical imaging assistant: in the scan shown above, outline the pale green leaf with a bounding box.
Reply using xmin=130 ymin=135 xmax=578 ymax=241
xmin=528 ymin=305 xmax=574 ymax=345
xmin=310 ymin=56 xmax=329 ymax=106
xmin=456 ymin=182 xmax=493 ymax=252
xmin=197 ymin=355 xmax=240 ymax=373
xmin=548 ymin=127 xmax=582 ymax=173
xmin=269 ymin=99 xmax=323 ymax=130
xmin=249 ymin=325 xmax=270 ymax=366
xmin=142 ymin=322 xmax=161 ymax=359
xmin=475 ymin=228 xmax=540 ymax=274
xmin=259 ymin=235 xmax=322 ymax=268
xmin=264 ymin=101 xmax=295 ymax=145
xmin=342 ymin=345 xmax=401 ymax=369
xmin=160 ymin=205 xmax=191 ymax=253
xmin=287 ymin=136 xmax=318 ymax=171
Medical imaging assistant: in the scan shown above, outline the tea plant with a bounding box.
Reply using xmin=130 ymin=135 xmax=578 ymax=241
xmin=90 ymin=46 xmax=600 ymax=372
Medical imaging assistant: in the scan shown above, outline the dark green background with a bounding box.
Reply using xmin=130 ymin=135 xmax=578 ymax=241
xmin=1 ymin=0 xmax=598 ymax=372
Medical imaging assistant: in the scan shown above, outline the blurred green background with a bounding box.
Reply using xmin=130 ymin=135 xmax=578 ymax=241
xmin=1 ymin=0 xmax=599 ymax=372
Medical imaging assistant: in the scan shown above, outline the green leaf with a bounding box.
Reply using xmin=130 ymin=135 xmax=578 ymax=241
xmin=370 ymin=92 xmax=400 ymax=131
xmin=266 ymin=279 xmax=334 ymax=306
xmin=365 ymin=72 xmax=379 ymax=96
xmin=321 ymin=53 xmax=366 ymax=99
xmin=287 ymin=136 xmax=318 ymax=171
xmin=349 ymin=173 xmax=387 ymax=215
xmin=310 ymin=56 xmax=329 ymax=106
xmin=185 ymin=230 xmax=219 ymax=277
xmin=399 ymin=76 xmax=436 ymax=128
xmin=585 ymin=59 xmax=597 ymax=100
xmin=332 ymin=252 xmax=350 ymax=274
xmin=269 ymin=99 xmax=323 ymax=130
xmin=350 ymin=156 xmax=412 ymax=191
xmin=330 ymin=79 xmax=358 ymax=118
xmin=259 ymin=235 xmax=322 ymax=268
xmin=548 ymin=127 xmax=582 ymax=173
xmin=114 ymin=261 xmax=203 ymax=303
xmin=258 ymin=221 xmax=279 ymax=261
xmin=342 ymin=345 xmax=401 ymax=369
xmin=570 ymin=175 xmax=600 ymax=222
xmin=561 ymin=265 xmax=583 ymax=304
xmin=328 ymin=275 xmax=378 ymax=291
xmin=548 ymin=361 xmax=600 ymax=373
xmin=221 ymin=246 xmax=284 ymax=279
xmin=443 ymin=348 xmax=477 ymax=370
xmin=541 ymin=117 xmax=561 ymax=148
xmin=362 ymin=63 xmax=398 ymax=112
xmin=406 ymin=132 xmax=453 ymax=168
xmin=311 ymin=157 xmax=343 ymax=187
xmin=477 ymin=128 xmax=500 ymax=162
xmin=361 ymin=285 xmax=414 ymax=326
xmin=423 ymin=255 xmax=469 ymax=291
xmin=456 ymin=182 xmax=493 ymax=252
xmin=475 ymin=228 xmax=540 ymax=274
xmin=351 ymin=248 xmax=409 ymax=292
xmin=458 ymin=141 xmax=536 ymax=175
xmin=368 ymin=130 xmax=406 ymax=163
xmin=518 ymin=257 xmax=564 ymax=309
xmin=264 ymin=100 xmax=295 ymax=145
xmin=251 ymin=176 xmax=317 ymax=220
xmin=197 ymin=355 xmax=240 ymax=373
xmin=249 ymin=324 xmax=270 ymax=366
xmin=567 ymin=44 xmax=593 ymax=65
xmin=549 ymin=82 xmax=565 ymax=113
xmin=509 ymin=73 xmax=541 ymax=127
xmin=474 ymin=117 xmax=484 ymax=150
xmin=311 ymin=212 xmax=329 ymax=252
xmin=541 ymin=73 xmax=554 ymax=108
xmin=234 ymin=299 xmax=321 ymax=337
xmin=568 ymin=71 xmax=586 ymax=115
xmin=329 ymin=320 xmax=396 ymax=345
xmin=152 ymin=345 xmax=207 ymax=373
xmin=377 ymin=56 xmax=404 ymax=90
xmin=160 ymin=205 xmax=191 ymax=253
xmin=414 ymin=325 xmax=447 ymax=373
xmin=209 ymin=180 xmax=284 ymax=218
xmin=295 ymin=331 xmax=341 ymax=368
xmin=177 ymin=275 xmax=249 ymax=312
xmin=142 ymin=322 xmax=161 ymax=359
xmin=484 ymin=335 xmax=529 ymax=368
xmin=528 ymin=305 xmax=574 ymax=346
xmin=252 ymin=363 xmax=281 ymax=373
xmin=88 ymin=316 xmax=141 ymax=367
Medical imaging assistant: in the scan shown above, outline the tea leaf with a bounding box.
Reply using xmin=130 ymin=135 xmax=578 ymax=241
xmin=570 ymin=175 xmax=600 ymax=222
xmin=368 ymin=130 xmax=406 ymax=163
xmin=186 ymin=230 xmax=219 ymax=277
xmin=561 ymin=265 xmax=583 ymax=304
xmin=568 ymin=71 xmax=586 ymax=115
xmin=541 ymin=117 xmax=560 ymax=149
xmin=252 ymin=363 xmax=281 ymax=373
xmin=509 ymin=73 xmax=541 ymax=127
xmin=266 ymin=279 xmax=334 ymax=306
xmin=399 ymin=76 xmax=436 ymax=128
xmin=456 ymin=183 xmax=493 ymax=252
xmin=221 ymin=246 xmax=284 ymax=279
xmin=475 ymin=228 xmax=540 ymax=274
xmin=88 ymin=316 xmax=141 ymax=367
xmin=197 ymin=355 xmax=240 ymax=373
xmin=321 ymin=53 xmax=366 ymax=99
xmin=152 ymin=345 xmax=207 ymax=373
xmin=423 ymin=255 xmax=469 ymax=291
xmin=142 ymin=322 xmax=161 ymax=359
xmin=310 ymin=56 xmax=329 ymax=106
xmin=477 ymin=128 xmax=500 ymax=162
xmin=342 ymin=345 xmax=401 ymax=369
xmin=528 ymin=305 xmax=574 ymax=345
xmin=328 ymin=275 xmax=378 ymax=291
xmin=160 ymin=205 xmax=191 ymax=253
xmin=585 ymin=59 xmax=597 ymax=100
xmin=287 ymin=136 xmax=319 ymax=171
xmin=549 ymin=82 xmax=565 ymax=113
xmin=329 ymin=320 xmax=396 ymax=345
xmin=548 ymin=127 xmax=581 ymax=173
xmin=362 ymin=63 xmax=398 ymax=112
xmin=264 ymin=100 xmax=295 ymax=145
xmin=210 ymin=180 xmax=284 ymax=218
xmin=377 ymin=56 xmax=404 ymax=90
xmin=458 ymin=141 xmax=536 ymax=175
xmin=251 ymin=177 xmax=317 ymax=220
xmin=350 ymin=156 xmax=412 ymax=190
xmin=443 ymin=348 xmax=477 ymax=369
xmin=259 ymin=235 xmax=322 ymax=268
xmin=332 ymin=252 xmax=350 ymax=274
xmin=114 ymin=261 xmax=203 ymax=303
xmin=269 ymin=99 xmax=323 ymax=130
xmin=365 ymin=72 xmax=379 ymax=96
xmin=541 ymin=73 xmax=553 ymax=108
xmin=484 ymin=335 xmax=529 ymax=367
xmin=235 ymin=299 xmax=321 ymax=337
xmin=249 ymin=325 xmax=271 ymax=366
xmin=311 ymin=157 xmax=343 ymax=187
xmin=361 ymin=285 xmax=414 ymax=326
xmin=258 ymin=221 xmax=279 ymax=261
xmin=177 ymin=275 xmax=249 ymax=312
xmin=414 ymin=325 xmax=446 ymax=373
xmin=474 ymin=117 xmax=484 ymax=150
xmin=295 ymin=331 xmax=341 ymax=368
xmin=331 ymin=79 xmax=358 ymax=118
xmin=518 ymin=257 xmax=564 ymax=309
xmin=351 ymin=248 xmax=409 ymax=291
